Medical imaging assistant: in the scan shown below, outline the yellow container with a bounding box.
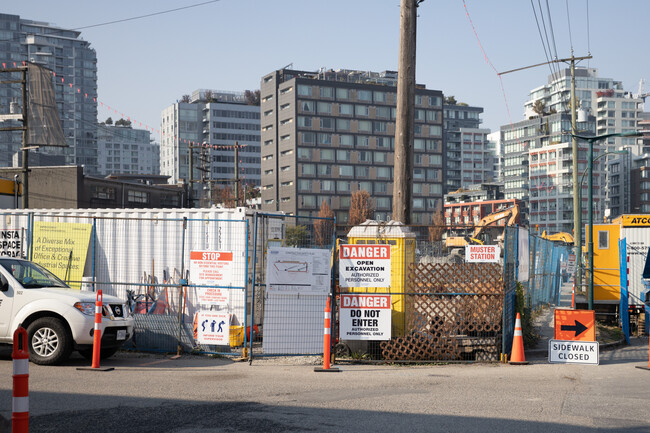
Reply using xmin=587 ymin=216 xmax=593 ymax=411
xmin=346 ymin=221 xmax=416 ymax=336
xmin=229 ymin=326 xmax=244 ymax=347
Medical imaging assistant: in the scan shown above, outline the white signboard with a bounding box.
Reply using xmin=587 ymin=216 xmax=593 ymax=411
xmin=266 ymin=247 xmax=331 ymax=295
xmin=195 ymin=311 xmax=230 ymax=345
xmin=548 ymin=339 xmax=599 ymax=365
xmin=189 ymin=251 xmax=238 ymax=285
xmin=566 ymin=253 xmax=577 ymax=275
xmin=465 ymin=245 xmax=500 ymax=263
xmin=339 ymin=244 xmax=391 ymax=288
xmin=0 ymin=229 xmax=23 ymax=258
xmin=339 ymin=294 xmax=391 ymax=340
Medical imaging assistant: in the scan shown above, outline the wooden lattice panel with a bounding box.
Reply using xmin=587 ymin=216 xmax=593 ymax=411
xmin=380 ymin=263 xmax=504 ymax=361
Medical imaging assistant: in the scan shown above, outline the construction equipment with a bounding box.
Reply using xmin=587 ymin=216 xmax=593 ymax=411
xmin=541 ymin=231 xmax=574 ymax=244
xmin=445 ymin=205 xmax=520 ymax=248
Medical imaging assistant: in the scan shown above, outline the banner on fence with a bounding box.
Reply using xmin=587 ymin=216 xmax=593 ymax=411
xmin=339 ymin=294 xmax=391 ymax=340
xmin=31 ymin=221 xmax=92 ymax=288
xmin=0 ymin=229 xmax=23 ymax=258
xmin=266 ymin=247 xmax=331 ymax=295
xmin=195 ymin=311 xmax=230 ymax=345
xmin=339 ymin=244 xmax=391 ymax=288
xmin=465 ymin=245 xmax=500 ymax=263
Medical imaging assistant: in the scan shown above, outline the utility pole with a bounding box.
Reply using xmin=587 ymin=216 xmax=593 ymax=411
xmin=187 ymin=141 xmax=194 ymax=208
xmin=235 ymin=142 xmax=240 ymax=207
xmin=20 ymin=68 xmax=28 ymax=209
xmin=570 ymin=53 xmax=583 ymax=297
xmin=499 ymin=54 xmax=591 ymax=295
xmin=393 ymin=0 xmax=419 ymax=224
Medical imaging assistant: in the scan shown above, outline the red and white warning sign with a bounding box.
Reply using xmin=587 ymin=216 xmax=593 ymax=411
xmin=465 ymin=245 xmax=500 ymax=263
xmin=339 ymin=244 xmax=391 ymax=288
xmin=339 ymin=294 xmax=391 ymax=340
xmin=190 ymin=251 xmax=236 ymax=305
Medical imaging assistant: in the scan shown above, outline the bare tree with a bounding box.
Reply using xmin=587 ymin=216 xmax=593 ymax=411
xmin=349 ymin=190 xmax=374 ymax=226
xmin=181 ymin=94 xmax=191 ymax=103
xmin=428 ymin=204 xmax=446 ymax=242
xmin=315 ymin=200 xmax=335 ymax=246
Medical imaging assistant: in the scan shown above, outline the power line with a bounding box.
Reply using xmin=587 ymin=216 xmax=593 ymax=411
xmin=565 ymin=0 xmax=574 ymax=52
xmin=71 ymin=0 xmax=223 ymax=30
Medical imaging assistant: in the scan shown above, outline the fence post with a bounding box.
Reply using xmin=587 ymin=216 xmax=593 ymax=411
xmin=174 ymin=217 xmax=188 ymax=358
xmin=242 ymin=219 xmax=250 ymax=357
xmin=248 ymin=212 xmax=259 ymax=365
xmin=92 ymin=217 xmax=97 ymax=291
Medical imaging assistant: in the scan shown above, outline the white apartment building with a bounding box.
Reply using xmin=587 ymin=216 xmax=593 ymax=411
xmin=160 ymin=90 xmax=260 ymax=206
xmin=97 ymin=124 xmax=159 ymax=175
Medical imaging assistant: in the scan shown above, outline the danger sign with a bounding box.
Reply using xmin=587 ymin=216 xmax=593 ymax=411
xmin=339 ymin=244 xmax=391 ymax=288
xmin=465 ymin=245 xmax=500 ymax=263
xmin=190 ymin=251 xmax=236 ymax=305
xmin=339 ymin=294 xmax=391 ymax=340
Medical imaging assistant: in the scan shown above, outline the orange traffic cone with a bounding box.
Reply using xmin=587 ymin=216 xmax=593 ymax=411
xmin=509 ymin=313 xmax=528 ymax=365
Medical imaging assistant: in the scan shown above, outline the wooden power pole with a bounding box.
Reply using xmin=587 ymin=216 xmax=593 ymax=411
xmin=393 ymin=0 xmax=418 ymax=224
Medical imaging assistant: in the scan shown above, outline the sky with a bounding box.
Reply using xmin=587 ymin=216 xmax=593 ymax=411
xmin=4 ymin=0 xmax=650 ymax=141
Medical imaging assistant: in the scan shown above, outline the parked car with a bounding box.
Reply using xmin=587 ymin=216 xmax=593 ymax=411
xmin=0 ymin=257 xmax=134 ymax=365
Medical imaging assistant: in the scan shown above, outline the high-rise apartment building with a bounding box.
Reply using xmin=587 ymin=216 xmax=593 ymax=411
xmin=501 ymin=113 xmax=600 ymax=233
xmin=97 ymin=124 xmax=159 ymax=175
xmin=0 ymin=13 xmax=98 ymax=172
xmin=259 ymin=68 xmax=444 ymax=224
xmin=443 ymin=103 xmax=495 ymax=192
xmin=160 ymin=90 xmax=261 ymax=206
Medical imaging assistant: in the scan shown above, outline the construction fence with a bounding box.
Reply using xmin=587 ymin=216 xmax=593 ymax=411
xmin=0 ymin=210 xmax=571 ymax=363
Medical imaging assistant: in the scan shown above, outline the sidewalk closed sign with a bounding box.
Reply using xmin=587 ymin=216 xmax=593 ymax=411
xmin=549 ymin=339 xmax=599 ymax=365
xmin=465 ymin=245 xmax=500 ymax=263
xmin=339 ymin=244 xmax=391 ymax=288
xmin=339 ymin=294 xmax=391 ymax=340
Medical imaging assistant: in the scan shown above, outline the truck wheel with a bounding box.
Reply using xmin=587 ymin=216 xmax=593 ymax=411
xmin=78 ymin=347 xmax=119 ymax=360
xmin=26 ymin=317 xmax=73 ymax=365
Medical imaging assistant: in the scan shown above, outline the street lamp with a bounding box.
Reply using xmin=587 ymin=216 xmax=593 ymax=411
xmin=573 ymin=130 xmax=646 ymax=310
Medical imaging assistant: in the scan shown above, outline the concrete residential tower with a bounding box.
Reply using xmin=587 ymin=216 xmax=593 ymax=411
xmin=259 ymin=68 xmax=444 ymax=224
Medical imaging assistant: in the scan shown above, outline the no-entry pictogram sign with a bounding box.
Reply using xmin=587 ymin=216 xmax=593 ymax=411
xmin=554 ymin=309 xmax=595 ymax=341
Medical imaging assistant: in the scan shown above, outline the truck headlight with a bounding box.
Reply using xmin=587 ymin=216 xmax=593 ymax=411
xmin=74 ymin=302 xmax=95 ymax=316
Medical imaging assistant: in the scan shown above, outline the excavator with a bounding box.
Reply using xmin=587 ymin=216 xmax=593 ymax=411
xmin=540 ymin=230 xmax=574 ymax=244
xmin=445 ymin=204 xmax=520 ymax=249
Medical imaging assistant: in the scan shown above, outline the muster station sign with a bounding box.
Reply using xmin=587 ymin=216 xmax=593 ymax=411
xmin=339 ymin=294 xmax=391 ymax=340
xmin=465 ymin=245 xmax=500 ymax=263
xmin=339 ymin=244 xmax=391 ymax=288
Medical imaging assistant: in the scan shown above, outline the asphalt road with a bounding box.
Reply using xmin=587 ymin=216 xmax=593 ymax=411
xmin=1 ymin=337 xmax=649 ymax=433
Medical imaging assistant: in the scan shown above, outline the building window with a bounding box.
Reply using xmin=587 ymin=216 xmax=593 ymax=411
xmin=355 ymin=166 xmax=370 ymax=178
xmin=320 ymin=87 xmax=334 ymax=98
xmin=318 ymin=164 xmax=332 ymax=175
xmin=337 ymin=181 xmax=351 ymax=192
xmin=92 ymin=186 xmax=115 ymax=200
xmin=355 ymin=105 xmax=369 ymax=117
xmin=358 ymin=120 xmax=372 ymax=133
xmin=340 ymin=135 xmax=354 ymax=146
xmin=336 ymin=88 xmax=350 ymax=100
xmin=317 ymin=102 xmax=332 ymax=114
xmin=320 ymin=118 xmax=334 ymax=130
xmin=374 ymin=91 xmax=386 ymax=103
xmin=320 ymin=149 xmax=334 ymax=161
xmin=339 ymin=165 xmax=353 ymax=177
xmin=598 ymin=231 xmax=609 ymax=249
xmin=357 ymin=90 xmax=372 ymax=101
xmin=297 ymin=85 xmax=311 ymax=96
xmin=318 ymin=133 xmax=332 ymax=145
xmin=321 ymin=180 xmax=334 ymax=192
xmin=127 ymin=190 xmax=149 ymax=205
xmin=337 ymin=150 xmax=351 ymax=161
xmin=300 ymin=101 xmax=314 ymax=112
xmin=301 ymin=163 xmax=316 ymax=176
xmin=336 ymin=118 xmax=350 ymax=131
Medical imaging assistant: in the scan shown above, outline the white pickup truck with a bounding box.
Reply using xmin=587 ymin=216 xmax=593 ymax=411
xmin=0 ymin=257 xmax=134 ymax=365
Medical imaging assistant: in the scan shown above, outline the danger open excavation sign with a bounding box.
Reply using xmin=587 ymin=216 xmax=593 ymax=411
xmin=339 ymin=244 xmax=391 ymax=288
xmin=339 ymin=294 xmax=392 ymax=340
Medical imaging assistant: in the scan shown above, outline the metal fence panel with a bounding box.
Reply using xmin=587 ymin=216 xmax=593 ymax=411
xmin=249 ymin=213 xmax=336 ymax=358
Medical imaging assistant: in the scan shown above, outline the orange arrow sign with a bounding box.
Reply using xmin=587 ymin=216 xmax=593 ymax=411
xmin=554 ymin=309 xmax=595 ymax=341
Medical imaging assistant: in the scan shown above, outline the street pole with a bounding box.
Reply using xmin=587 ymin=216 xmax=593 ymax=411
xmin=581 ymin=140 xmax=594 ymax=310
xmin=21 ymin=68 xmax=28 ymax=209
xmin=393 ymin=0 xmax=417 ymax=224
xmin=235 ymin=143 xmax=240 ymax=207
xmin=570 ymin=54 xmax=582 ymax=299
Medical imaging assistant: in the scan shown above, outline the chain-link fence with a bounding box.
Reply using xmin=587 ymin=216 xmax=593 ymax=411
xmin=332 ymin=223 xmax=510 ymax=362
xmin=0 ymin=209 xmax=251 ymax=356
xmin=248 ymin=212 xmax=336 ymax=358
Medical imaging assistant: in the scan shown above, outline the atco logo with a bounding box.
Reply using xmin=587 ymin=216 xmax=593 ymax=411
xmin=629 ymin=217 xmax=650 ymax=225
